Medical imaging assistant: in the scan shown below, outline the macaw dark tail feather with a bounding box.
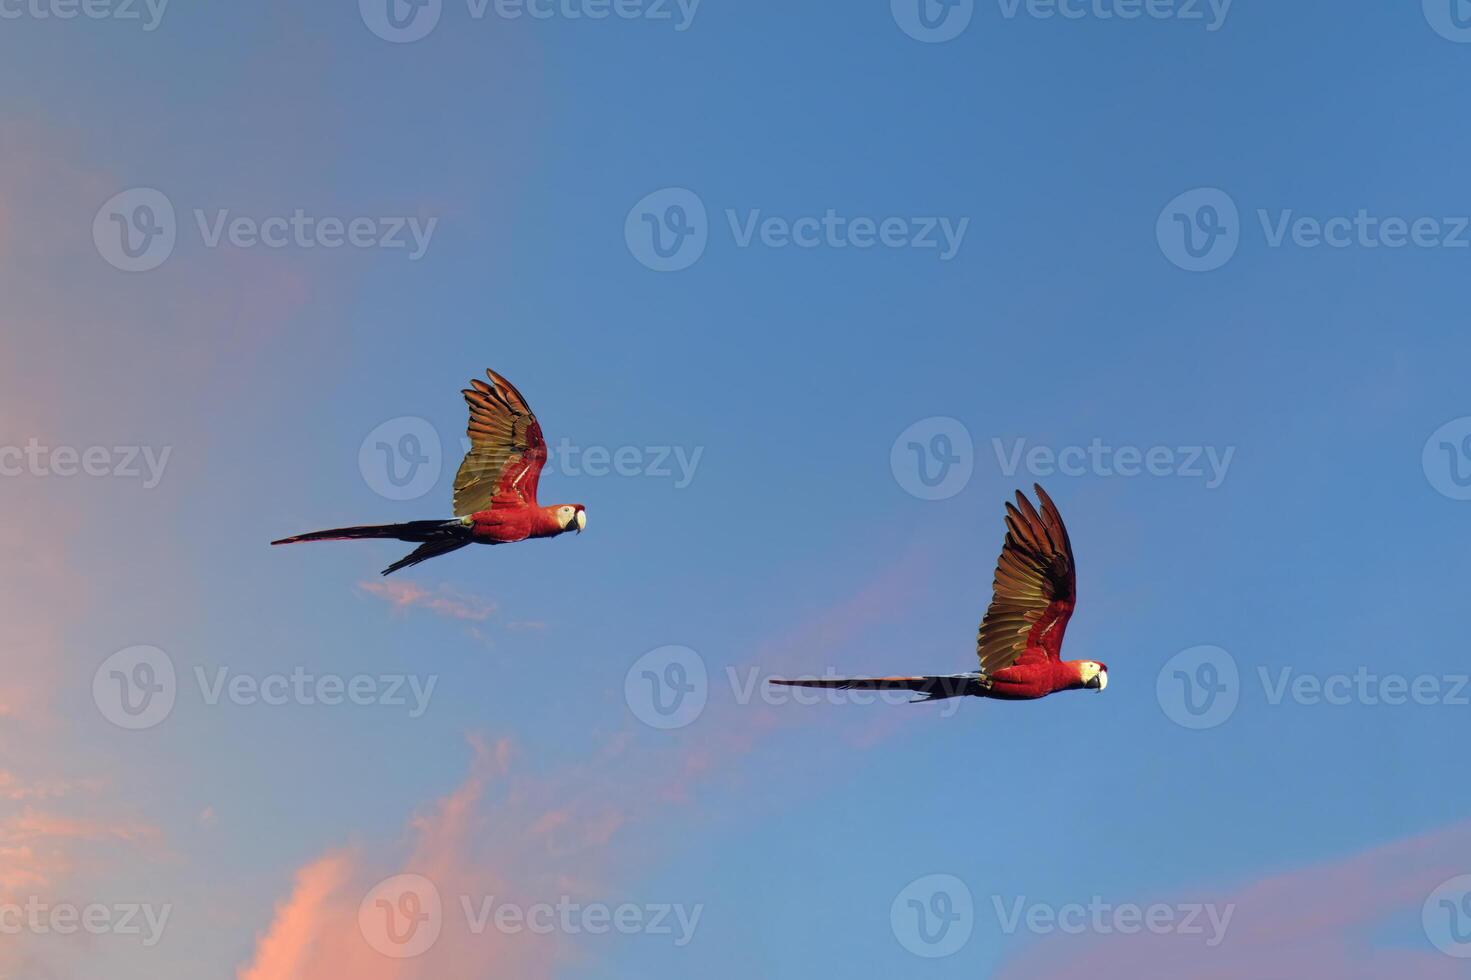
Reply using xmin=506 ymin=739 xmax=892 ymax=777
xmin=380 ymin=538 xmax=471 ymax=576
xmin=271 ymin=519 xmax=472 ymax=575
xmin=768 ymin=673 xmax=987 ymax=702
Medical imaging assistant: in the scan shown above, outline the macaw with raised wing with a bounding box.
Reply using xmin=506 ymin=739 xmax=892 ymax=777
xmin=770 ymin=485 xmax=1105 ymax=702
xmin=272 ymin=369 xmax=585 ymax=575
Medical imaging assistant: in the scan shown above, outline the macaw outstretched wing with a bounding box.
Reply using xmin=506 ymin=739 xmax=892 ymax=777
xmin=452 ymin=369 xmax=548 ymax=516
xmin=975 ymin=484 xmax=1077 ymax=673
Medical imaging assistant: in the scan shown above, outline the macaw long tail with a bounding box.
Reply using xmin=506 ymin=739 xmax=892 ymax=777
xmin=271 ymin=519 xmax=472 ymax=576
xmin=768 ymin=674 xmax=987 ymax=702
xmin=271 ymin=519 xmax=466 ymax=546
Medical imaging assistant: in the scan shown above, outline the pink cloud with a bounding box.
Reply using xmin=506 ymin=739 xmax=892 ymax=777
xmin=0 ymin=772 xmax=102 ymax=802
xmin=237 ymin=738 xmax=571 ymax=979
xmin=247 ymin=539 xmax=1471 ymax=978
xmin=0 ymin=807 xmax=161 ymax=895
xmin=238 ymin=851 xmax=361 ymax=980
xmin=996 ymin=821 xmax=1471 ymax=980
xmin=358 ymin=580 xmax=497 ymax=622
xmin=240 ymin=555 xmax=937 ymax=977
xmin=0 ymin=118 xmax=321 ymax=974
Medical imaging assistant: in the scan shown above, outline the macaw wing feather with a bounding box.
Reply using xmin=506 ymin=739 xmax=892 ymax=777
xmin=452 ymin=369 xmax=548 ymax=517
xmin=975 ymin=484 xmax=1077 ymax=672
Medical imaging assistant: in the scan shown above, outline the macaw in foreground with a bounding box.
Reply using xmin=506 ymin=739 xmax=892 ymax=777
xmin=272 ymin=369 xmax=585 ymax=575
xmin=770 ymin=485 xmax=1106 ymax=702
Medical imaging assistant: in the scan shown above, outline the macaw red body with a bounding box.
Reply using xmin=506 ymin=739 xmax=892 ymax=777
xmin=273 ymin=370 xmax=585 ymax=575
xmin=468 ymin=505 xmax=568 ymax=544
xmin=984 ymin=646 xmax=1087 ymax=701
xmin=770 ymin=486 xmax=1107 ymax=704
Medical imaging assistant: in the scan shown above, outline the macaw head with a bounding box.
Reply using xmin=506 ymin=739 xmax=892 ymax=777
xmin=1077 ymin=660 xmax=1108 ymax=692
xmin=550 ymin=504 xmax=587 ymax=534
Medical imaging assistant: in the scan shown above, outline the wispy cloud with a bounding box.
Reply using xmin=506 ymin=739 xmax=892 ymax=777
xmin=238 ymin=737 xmax=567 ymax=979
xmin=242 ymin=553 xmax=936 ymax=977
xmin=0 ymin=807 xmax=161 ymax=893
xmin=0 ymin=772 xmax=102 ymax=802
xmin=357 ymin=580 xmax=497 ymax=621
xmin=996 ymin=821 xmax=1471 ymax=980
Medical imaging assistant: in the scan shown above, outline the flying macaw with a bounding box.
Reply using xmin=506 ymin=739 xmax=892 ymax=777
xmin=272 ymin=369 xmax=586 ymax=575
xmin=770 ymin=485 xmax=1106 ymax=702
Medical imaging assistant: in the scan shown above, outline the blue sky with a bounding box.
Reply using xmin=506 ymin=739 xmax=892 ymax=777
xmin=3 ymin=1 xmax=1471 ymax=976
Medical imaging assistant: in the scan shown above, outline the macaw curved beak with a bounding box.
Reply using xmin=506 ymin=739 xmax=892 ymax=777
xmin=1089 ymin=669 xmax=1108 ymax=692
xmin=575 ymin=510 xmax=586 ymax=533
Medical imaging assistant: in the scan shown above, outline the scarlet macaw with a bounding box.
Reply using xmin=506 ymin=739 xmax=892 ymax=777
xmin=770 ymin=485 xmax=1106 ymax=702
xmin=272 ymin=369 xmax=586 ymax=575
